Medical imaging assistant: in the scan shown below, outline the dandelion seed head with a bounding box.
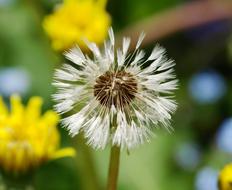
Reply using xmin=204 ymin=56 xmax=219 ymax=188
xmin=53 ymin=28 xmax=178 ymax=150
xmin=94 ymin=71 xmax=137 ymax=109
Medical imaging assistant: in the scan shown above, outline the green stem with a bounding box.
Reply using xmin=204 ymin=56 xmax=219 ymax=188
xmin=2 ymin=173 xmax=35 ymax=190
xmin=106 ymin=146 xmax=120 ymax=190
xmin=74 ymin=135 xmax=101 ymax=190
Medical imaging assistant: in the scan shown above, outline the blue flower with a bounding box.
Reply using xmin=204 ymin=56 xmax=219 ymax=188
xmin=189 ymin=71 xmax=226 ymax=104
xmin=0 ymin=67 xmax=30 ymax=97
xmin=0 ymin=0 xmax=16 ymax=7
xmin=216 ymin=118 xmax=232 ymax=154
xmin=195 ymin=167 xmax=218 ymax=190
xmin=175 ymin=142 xmax=201 ymax=171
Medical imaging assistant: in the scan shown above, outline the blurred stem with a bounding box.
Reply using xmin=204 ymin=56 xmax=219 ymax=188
xmin=2 ymin=173 xmax=35 ymax=190
xmin=23 ymin=0 xmax=45 ymax=20
xmin=106 ymin=146 xmax=120 ymax=190
xmin=117 ymin=0 xmax=232 ymax=50
xmin=74 ymin=135 xmax=101 ymax=190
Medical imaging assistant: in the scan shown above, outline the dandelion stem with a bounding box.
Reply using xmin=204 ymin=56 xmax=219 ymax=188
xmin=106 ymin=146 xmax=121 ymax=190
xmin=74 ymin=136 xmax=101 ymax=190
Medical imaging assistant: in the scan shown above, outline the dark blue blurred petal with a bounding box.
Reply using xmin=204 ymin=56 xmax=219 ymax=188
xmin=186 ymin=20 xmax=231 ymax=42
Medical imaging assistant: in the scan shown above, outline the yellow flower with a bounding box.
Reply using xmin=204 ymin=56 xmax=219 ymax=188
xmin=0 ymin=95 xmax=75 ymax=174
xmin=218 ymin=163 xmax=232 ymax=190
xmin=43 ymin=0 xmax=111 ymax=51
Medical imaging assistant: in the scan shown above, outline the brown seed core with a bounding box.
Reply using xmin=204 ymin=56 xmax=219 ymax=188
xmin=94 ymin=71 xmax=137 ymax=109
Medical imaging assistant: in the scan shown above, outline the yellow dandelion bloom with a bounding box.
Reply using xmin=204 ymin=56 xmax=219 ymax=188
xmin=218 ymin=163 xmax=232 ymax=190
xmin=0 ymin=95 xmax=75 ymax=174
xmin=43 ymin=0 xmax=111 ymax=51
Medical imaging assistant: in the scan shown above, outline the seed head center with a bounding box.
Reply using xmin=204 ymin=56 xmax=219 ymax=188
xmin=94 ymin=71 xmax=137 ymax=108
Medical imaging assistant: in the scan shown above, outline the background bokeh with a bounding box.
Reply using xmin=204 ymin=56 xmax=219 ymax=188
xmin=0 ymin=0 xmax=232 ymax=189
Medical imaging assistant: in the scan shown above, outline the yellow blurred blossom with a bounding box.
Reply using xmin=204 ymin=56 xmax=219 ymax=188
xmin=0 ymin=95 xmax=75 ymax=174
xmin=218 ymin=163 xmax=232 ymax=190
xmin=43 ymin=0 xmax=111 ymax=51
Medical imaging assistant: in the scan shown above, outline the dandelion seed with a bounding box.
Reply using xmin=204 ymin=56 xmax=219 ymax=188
xmin=53 ymin=28 xmax=178 ymax=150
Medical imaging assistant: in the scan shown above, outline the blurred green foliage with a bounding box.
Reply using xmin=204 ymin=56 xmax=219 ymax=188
xmin=108 ymin=0 xmax=184 ymax=29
